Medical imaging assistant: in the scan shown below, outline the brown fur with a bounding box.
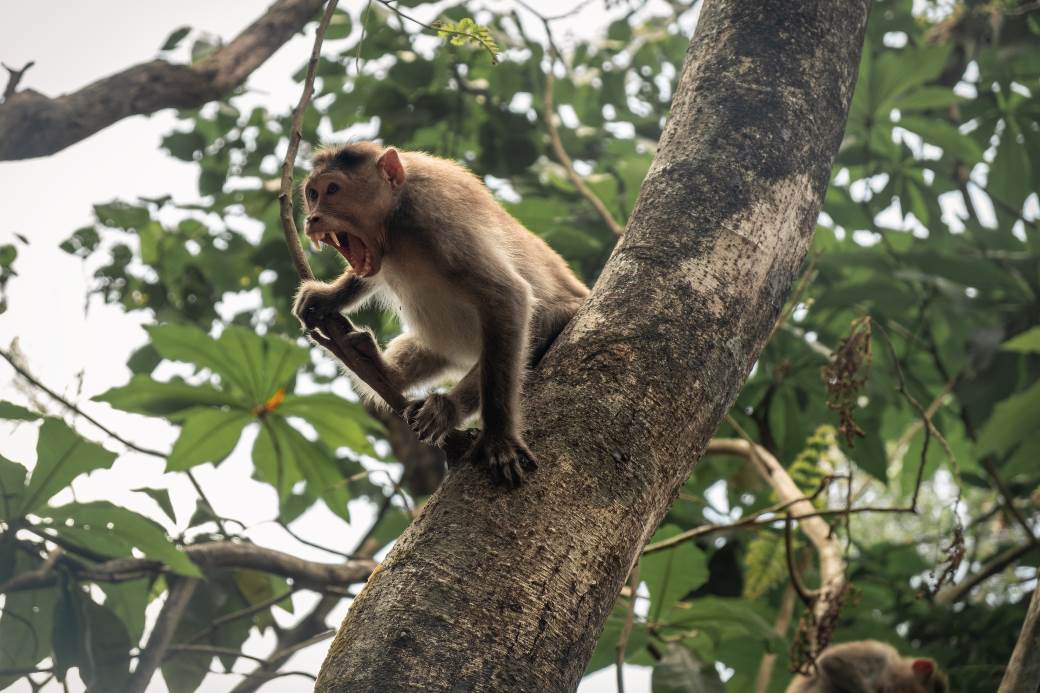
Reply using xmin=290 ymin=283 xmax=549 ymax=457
xmin=785 ymin=640 xmax=948 ymax=693
xmin=293 ymin=142 xmax=589 ymax=486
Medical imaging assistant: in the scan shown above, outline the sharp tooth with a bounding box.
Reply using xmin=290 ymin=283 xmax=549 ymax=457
xmin=330 ymin=233 xmax=343 ymax=249
xmin=309 ymin=236 xmax=320 ymax=252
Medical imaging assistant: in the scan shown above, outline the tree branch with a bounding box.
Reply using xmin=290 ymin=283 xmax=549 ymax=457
xmin=0 ymin=0 xmax=325 ymax=160
xmin=125 ymin=577 xmax=199 ymax=693
xmin=543 ymin=56 xmax=625 ymax=237
xmin=935 ymin=542 xmax=1040 ymax=605
xmin=2 ymin=61 xmax=34 ymax=101
xmin=3 ymin=540 xmax=376 ymax=595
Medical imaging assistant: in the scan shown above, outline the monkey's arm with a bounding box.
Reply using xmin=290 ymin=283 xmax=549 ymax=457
xmin=293 ymin=271 xmax=377 ymax=330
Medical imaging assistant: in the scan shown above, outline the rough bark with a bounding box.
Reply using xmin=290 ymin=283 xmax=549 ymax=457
xmin=0 ymin=0 xmax=324 ymax=161
xmin=315 ymin=1 xmax=870 ymax=690
xmin=999 ymin=580 xmax=1040 ymax=693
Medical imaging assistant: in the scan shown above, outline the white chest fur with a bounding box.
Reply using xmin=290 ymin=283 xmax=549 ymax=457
xmin=378 ymin=262 xmax=482 ymax=365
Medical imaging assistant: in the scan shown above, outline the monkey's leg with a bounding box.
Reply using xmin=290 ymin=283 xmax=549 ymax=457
xmin=461 ymin=283 xmax=537 ymax=487
xmin=345 ymin=332 xmax=450 ymax=410
xmin=403 ymin=364 xmax=481 ymax=446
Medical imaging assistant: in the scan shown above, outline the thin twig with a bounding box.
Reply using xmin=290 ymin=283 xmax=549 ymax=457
xmin=2 ymin=61 xmax=34 ymax=100
xmin=936 ymin=542 xmax=1040 ymax=604
xmin=186 ymin=588 xmax=297 ymax=644
xmin=543 ymin=63 xmax=625 ymax=236
xmin=374 ymin=0 xmax=499 ymax=60
xmin=615 ymin=559 xmax=639 ymax=692
xmin=980 ymin=457 xmax=1037 ymax=543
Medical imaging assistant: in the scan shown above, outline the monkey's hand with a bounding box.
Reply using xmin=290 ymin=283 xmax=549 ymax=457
xmin=403 ymin=394 xmax=461 ymax=446
xmin=463 ymin=432 xmax=537 ymax=488
xmin=292 ymin=280 xmax=342 ymax=331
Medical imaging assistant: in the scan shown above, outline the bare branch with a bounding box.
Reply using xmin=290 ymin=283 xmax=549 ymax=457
xmin=936 ymin=542 xmax=1040 ymax=605
xmin=0 ymin=0 xmax=325 ymax=160
xmin=2 ymin=61 xmax=34 ymax=101
xmin=3 ymin=540 xmax=376 ymax=595
xmin=125 ymin=577 xmax=200 ymax=693
xmin=543 ymin=65 xmax=625 ymax=237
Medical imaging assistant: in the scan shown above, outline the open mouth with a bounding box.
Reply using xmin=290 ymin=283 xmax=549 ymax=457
xmin=308 ymin=231 xmax=374 ymax=277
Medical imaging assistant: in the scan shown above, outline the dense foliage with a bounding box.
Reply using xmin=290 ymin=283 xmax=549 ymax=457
xmin=2 ymin=0 xmax=1038 ymax=690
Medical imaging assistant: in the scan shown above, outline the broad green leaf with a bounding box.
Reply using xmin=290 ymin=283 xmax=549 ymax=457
xmin=894 ymin=86 xmax=962 ymax=111
xmin=146 ymin=323 xmax=254 ymax=397
xmin=641 ymin=525 xmax=708 ymax=623
xmin=132 ymin=486 xmax=178 ymax=525
xmin=253 ymin=332 xmax=309 ymax=403
xmin=161 ymin=26 xmax=191 ymax=51
xmin=167 ymin=407 xmax=251 ymax=472
xmin=253 ymin=417 xmax=350 ymax=520
xmin=899 ymin=116 xmax=983 ymax=163
xmin=1002 ymin=327 xmax=1040 ymax=353
xmin=94 ymin=375 xmax=239 ymax=417
xmin=663 ymin=597 xmax=786 ymax=653
xmin=279 ymin=392 xmax=374 ymax=453
xmin=94 ymin=201 xmax=150 ymax=230
xmin=651 ymin=643 xmax=724 ymax=693
xmin=78 ymin=599 xmax=133 ymax=691
xmin=51 ymin=583 xmax=84 ymax=680
xmin=0 ymin=400 xmax=39 ymax=420
xmin=0 ymin=553 xmax=57 ymax=681
xmin=42 ymin=501 xmax=201 ymax=577
xmin=989 ymin=119 xmax=1034 ymax=210
xmin=977 ymin=381 xmax=1040 ymax=457
xmin=20 ymin=418 xmax=117 ymax=514
xmin=873 ymin=44 xmax=951 ymax=113
xmin=101 ymin=579 xmax=151 ymax=644
xmin=0 ymin=454 xmax=27 ymax=521
xmin=325 ymin=9 xmax=352 ymax=39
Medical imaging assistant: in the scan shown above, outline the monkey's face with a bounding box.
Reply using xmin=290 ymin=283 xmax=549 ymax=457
xmin=303 ymin=167 xmax=391 ymax=278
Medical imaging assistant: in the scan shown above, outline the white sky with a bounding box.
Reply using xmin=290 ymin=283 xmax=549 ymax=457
xmin=0 ymin=1 xmax=658 ymax=691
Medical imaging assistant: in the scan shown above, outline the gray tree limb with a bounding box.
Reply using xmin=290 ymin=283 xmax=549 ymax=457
xmin=314 ymin=1 xmax=870 ymax=690
xmin=0 ymin=0 xmax=324 ymax=161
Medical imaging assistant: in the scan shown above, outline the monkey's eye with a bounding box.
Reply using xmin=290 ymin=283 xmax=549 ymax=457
xmin=307 ymin=187 xmax=318 ymax=202
xmin=326 ymin=182 xmax=340 ymax=195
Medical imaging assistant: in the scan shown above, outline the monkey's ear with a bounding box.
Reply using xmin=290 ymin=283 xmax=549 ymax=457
xmin=377 ymin=148 xmax=406 ymax=190
xmin=911 ymin=659 xmax=934 ymax=681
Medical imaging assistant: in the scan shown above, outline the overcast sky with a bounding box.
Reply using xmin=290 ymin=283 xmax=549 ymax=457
xmin=0 ymin=1 xmax=664 ymax=691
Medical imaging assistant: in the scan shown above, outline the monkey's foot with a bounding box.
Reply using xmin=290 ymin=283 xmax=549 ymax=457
xmin=463 ymin=433 xmax=538 ymax=488
xmin=403 ymin=394 xmax=460 ymax=445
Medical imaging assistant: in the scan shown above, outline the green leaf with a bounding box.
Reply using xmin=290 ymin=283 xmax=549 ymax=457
xmin=20 ymin=418 xmax=118 ymax=514
xmin=641 ymin=525 xmax=708 ymax=622
xmin=78 ymin=599 xmax=133 ymax=691
xmin=894 ymin=86 xmax=962 ymax=111
xmin=873 ymin=44 xmax=951 ymax=113
xmin=1002 ymin=327 xmax=1040 ymax=354
xmin=585 ymin=604 xmax=649 ymax=674
xmin=0 ymin=454 xmax=27 ymax=521
xmin=42 ymin=501 xmax=201 ymax=577
xmin=94 ymin=375 xmax=239 ymax=417
xmin=977 ymin=381 xmax=1040 ymax=458
xmin=988 ymin=119 xmax=1034 ymax=210
xmin=146 ymin=323 xmax=254 ymax=397
xmin=0 ymin=553 xmax=57 ymax=681
xmin=100 ymin=579 xmax=151 ymax=644
xmin=0 ymin=400 xmax=39 ymax=420
xmin=93 ymin=201 xmax=151 ymax=230
xmin=663 ymin=597 xmax=786 ymax=652
xmin=651 ymin=643 xmax=724 ymax=693
xmin=255 ymin=418 xmax=350 ymax=520
xmin=51 ymin=583 xmax=85 ymax=680
xmin=325 ymin=9 xmax=352 ymax=39
xmin=161 ymin=26 xmax=191 ymax=51
xmin=279 ymin=392 xmax=374 ymax=453
xmin=132 ymin=486 xmax=178 ymax=525
xmin=167 ymin=407 xmax=251 ymax=472
xmin=899 ymin=116 xmax=983 ymax=163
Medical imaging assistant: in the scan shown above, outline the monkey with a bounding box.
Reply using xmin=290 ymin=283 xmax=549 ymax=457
xmin=785 ymin=640 xmax=948 ymax=693
xmin=292 ymin=142 xmax=590 ymax=486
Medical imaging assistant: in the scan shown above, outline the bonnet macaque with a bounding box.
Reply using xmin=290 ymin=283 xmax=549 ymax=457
xmin=293 ymin=142 xmax=589 ymax=486
xmin=786 ymin=640 xmax=948 ymax=693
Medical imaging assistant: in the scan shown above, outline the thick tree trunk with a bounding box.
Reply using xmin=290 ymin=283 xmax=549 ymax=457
xmin=315 ymin=1 xmax=870 ymax=690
